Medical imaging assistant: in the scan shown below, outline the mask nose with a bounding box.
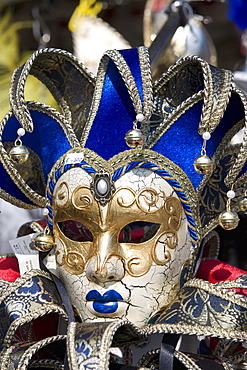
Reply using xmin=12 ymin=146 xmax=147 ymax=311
xmin=85 ymin=230 xmax=125 ymax=284
xmin=86 ymin=255 xmax=125 ymax=284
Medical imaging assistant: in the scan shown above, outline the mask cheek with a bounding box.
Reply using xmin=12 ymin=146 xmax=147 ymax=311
xmin=122 ymin=265 xmax=169 ymax=326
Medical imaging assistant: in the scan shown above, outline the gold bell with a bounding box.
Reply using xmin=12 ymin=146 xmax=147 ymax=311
xmin=218 ymin=210 xmax=239 ymax=230
xmin=193 ymin=154 xmax=214 ymax=175
xmin=32 ymin=232 xmax=56 ymax=252
xmin=125 ymin=129 xmax=145 ymax=148
xmin=9 ymin=144 xmax=29 ymax=164
xmin=239 ymin=197 xmax=247 ymax=214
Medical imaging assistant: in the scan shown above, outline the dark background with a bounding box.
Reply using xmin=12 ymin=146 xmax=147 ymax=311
xmin=4 ymin=0 xmax=244 ymax=70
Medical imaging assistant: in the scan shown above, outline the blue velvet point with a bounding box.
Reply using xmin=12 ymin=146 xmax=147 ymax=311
xmin=2 ymin=110 xmax=72 ymax=182
xmin=152 ymin=101 xmax=203 ymax=188
xmin=86 ymin=49 xmax=144 ymax=159
xmin=152 ymin=93 xmax=244 ymax=189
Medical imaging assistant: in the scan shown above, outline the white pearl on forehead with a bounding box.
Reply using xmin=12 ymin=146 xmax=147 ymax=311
xmin=96 ymin=178 xmax=108 ymax=195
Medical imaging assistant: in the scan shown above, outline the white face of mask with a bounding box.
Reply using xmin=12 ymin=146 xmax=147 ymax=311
xmin=53 ymin=167 xmax=192 ymax=327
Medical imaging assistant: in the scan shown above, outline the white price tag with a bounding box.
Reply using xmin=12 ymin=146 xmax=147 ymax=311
xmin=64 ymin=152 xmax=84 ymax=165
xmin=9 ymin=233 xmax=40 ymax=275
xmin=43 ymin=248 xmax=57 ymax=275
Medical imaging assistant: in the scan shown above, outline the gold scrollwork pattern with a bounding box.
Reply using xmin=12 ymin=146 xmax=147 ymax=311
xmin=66 ymin=251 xmax=86 ymax=275
xmin=152 ymin=245 xmax=171 ymax=265
xmin=55 ymin=182 xmax=69 ymax=208
xmin=55 ymin=186 xmax=182 ymax=277
xmin=117 ymin=187 xmax=163 ymax=213
xmin=72 ymin=186 xmax=93 ymax=210
xmin=136 ymin=188 xmax=161 ymax=213
xmin=55 ymin=239 xmax=88 ymax=275
xmin=126 ymin=254 xmax=153 ymax=277
xmin=116 ymin=187 xmax=136 ymax=208
xmin=165 ymin=197 xmax=181 ymax=231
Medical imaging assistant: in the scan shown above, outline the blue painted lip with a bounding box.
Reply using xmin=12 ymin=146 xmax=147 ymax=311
xmin=86 ymin=290 xmax=123 ymax=314
xmin=86 ymin=289 xmax=123 ymax=302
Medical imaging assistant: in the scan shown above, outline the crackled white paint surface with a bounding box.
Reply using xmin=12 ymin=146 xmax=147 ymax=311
xmin=54 ymin=167 xmax=192 ymax=328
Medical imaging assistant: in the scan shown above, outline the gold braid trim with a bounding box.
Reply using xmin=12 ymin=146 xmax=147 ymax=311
xmin=200 ymin=67 xmax=233 ymax=134
xmin=225 ymin=87 xmax=247 ymax=188
xmin=9 ymin=48 xmax=95 ymax=133
xmin=197 ymin=119 xmax=245 ymax=236
xmin=143 ymin=322 xmax=247 ymax=341
xmin=23 ymin=359 xmax=64 ymax=369
xmin=152 ymin=55 xmax=232 ymax=135
xmin=0 ymin=270 xmax=52 ymax=303
xmin=175 ymin=352 xmax=234 ymax=370
xmin=4 ymin=305 xmax=67 ymax=348
xmin=145 ymin=91 xmax=203 ymax=149
xmin=183 ymin=278 xmax=247 ymax=308
xmin=138 ymin=46 xmax=153 ymax=134
xmin=66 ymin=322 xmax=78 ymax=370
xmin=175 ymin=351 xmax=202 ymax=370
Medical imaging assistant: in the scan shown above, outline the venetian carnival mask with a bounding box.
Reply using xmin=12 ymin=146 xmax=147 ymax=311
xmin=1 ymin=46 xmax=247 ymax=328
xmin=50 ymin=149 xmax=192 ymax=326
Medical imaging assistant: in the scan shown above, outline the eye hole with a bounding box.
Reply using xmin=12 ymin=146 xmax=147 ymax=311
xmin=119 ymin=221 xmax=160 ymax=243
xmin=58 ymin=220 xmax=93 ymax=242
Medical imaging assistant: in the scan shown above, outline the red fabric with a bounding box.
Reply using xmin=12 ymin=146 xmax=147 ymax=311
xmin=0 ymin=256 xmax=20 ymax=282
xmin=196 ymin=259 xmax=247 ymax=296
xmin=38 ymin=220 xmax=46 ymax=229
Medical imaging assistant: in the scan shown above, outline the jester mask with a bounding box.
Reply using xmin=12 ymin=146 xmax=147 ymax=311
xmin=1 ymin=47 xmax=247 ymax=330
